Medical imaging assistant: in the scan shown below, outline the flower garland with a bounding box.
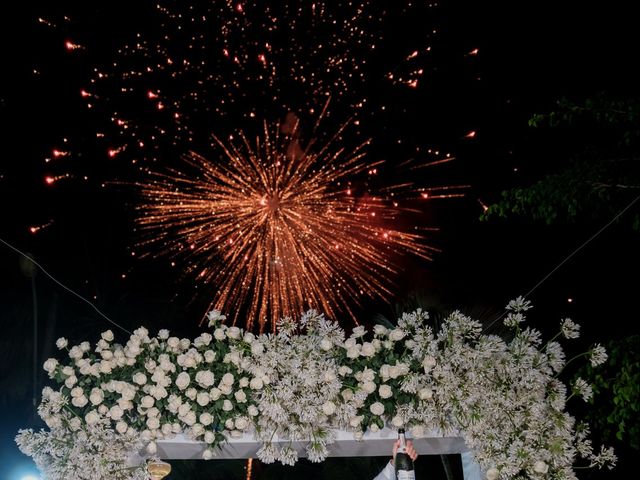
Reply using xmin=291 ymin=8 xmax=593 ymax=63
xmin=17 ymin=299 xmax=616 ymax=479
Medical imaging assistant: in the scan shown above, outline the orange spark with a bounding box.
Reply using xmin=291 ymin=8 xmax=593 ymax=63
xmin=135 ymin=112 xmax=435 ymax=331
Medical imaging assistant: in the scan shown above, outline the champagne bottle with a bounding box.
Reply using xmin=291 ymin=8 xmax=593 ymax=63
xmin=394 ymin=428 xmax=416 ymax=480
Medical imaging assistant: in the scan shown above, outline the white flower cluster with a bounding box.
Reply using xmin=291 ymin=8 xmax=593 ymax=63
xmin=19 ymin=302 xmax=616 ymax=479
xmin=16 ymin=391 xmax=146 ymax=480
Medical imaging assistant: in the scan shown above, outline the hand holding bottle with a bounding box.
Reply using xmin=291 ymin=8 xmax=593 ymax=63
xmin=394 ymin=428 xmax=417 ymax=479
xmin=392 ymin=439 xmax=418 ymax=463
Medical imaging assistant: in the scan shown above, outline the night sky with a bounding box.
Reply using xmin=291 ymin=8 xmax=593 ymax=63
xmin=1 ymin=1 xmax=639 ymax=478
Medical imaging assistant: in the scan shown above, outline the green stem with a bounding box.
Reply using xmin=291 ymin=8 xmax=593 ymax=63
xmin=556 ymin=352 xmax=589 ymax=377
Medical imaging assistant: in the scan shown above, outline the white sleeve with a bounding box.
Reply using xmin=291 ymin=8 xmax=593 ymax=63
xmin=373 ymin=460 xmax=396 ymax=480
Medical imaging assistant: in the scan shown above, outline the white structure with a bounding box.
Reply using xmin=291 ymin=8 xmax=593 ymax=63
xmin=131 ymin=428 xmax=482 ymax=479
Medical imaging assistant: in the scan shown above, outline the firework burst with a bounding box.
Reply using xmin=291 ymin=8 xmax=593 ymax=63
xmin=135 ymin=108 xmax=444 ymax=331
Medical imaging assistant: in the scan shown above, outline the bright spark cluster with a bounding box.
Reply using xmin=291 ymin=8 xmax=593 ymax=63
xmin=135 ymin=113 xmax=440 ymax=331
xmin=32 ymin=1 xmax=477 ymax=328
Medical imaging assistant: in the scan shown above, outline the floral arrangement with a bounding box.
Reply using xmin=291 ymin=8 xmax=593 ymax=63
xmin=17 ymin=298 xmax=616 ymax=479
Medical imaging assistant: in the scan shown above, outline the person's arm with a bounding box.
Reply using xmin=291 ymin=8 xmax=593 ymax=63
xmin=373 ymin=440 xmax=418 ymax=480
xmin=373 ymin=460 xmax=396 ymax=480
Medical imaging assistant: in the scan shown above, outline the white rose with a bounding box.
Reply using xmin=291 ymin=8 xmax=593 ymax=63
xmin=210 ymin=387 xmax=222 ymax=400
xmin=43 ymin=358 xmax=58 ymax=374
xmin=101 ymin=350 xmax=113 ymax=360
xmin=392 ymin=416 xmax=404 ymax=428
xmin=362 ymin=368 xmax=375 ymax=382
xmin=227 ymin=326 xmax=241 ymax=339
xmin=167 ymin=337 xmax=180 ymax=349
xmin=219 ymin=383 xmax=232 ymax=395
xmin=389 ymin=329 xmax=406 ymax=341
xmin=70 ymin=387 xmax=83 ymax=398
xmin=158 ymin=329 xmax=170 ymax=340
xmin=147 ymin=417 xmax=160 ymax=430
xmin=344 ymin=338 xmax=357 ymax=348
xmin=419 ymin=388 xmax=433 ymax=400
xmin=533 ymin=461 xmax=548 ymax=474
xmin=388 ymin=366 xmax=400 ymax=379
xmin=72 ymin=395 xmax=88 ymax=407
xmin=322 ymin=401 xmax=336 ymax=416
xmin=189 ymin=423 xmax=202 ymax=437
xmin=98 ymin=405 xmax=108 ymax=415
xmin=195 ymin=370 xmax=215 ymax=388
xmin=80 ymin=341 xmax=90 ymax=352
xmin=178 ymin=403 xmax=191 ymax=417
xmin=379 ymin=384 xmax=393 ymax=399
xmin=224 ymin=418 xmax=235 ymax=430
xmin=179 ymin=338 xmax=191 ymax=350
xmin=342 ymin=389 xmax=354 ymax=401
xmin=101 ymin=330 xmax=114 ymax=342
xmin=243 ymin=332 xmax=255 ymax=343
xmin=350 ymin=416 xmax=363 ymax=427
xmin=197 ymin=392 xmax=210 ymax=406
xmin=200 ymin=412 xmax=213 ymax=426
xmin=65 ymin=375 xmax=78 ymax=388
xmin=225 ymin=351 xmax=241 ymax=365
xmin=248 ymin=405 xmax=259 ymax=417
xmin=222 ymin=399 xmax=233 ymax=411
xmin=204 ymin=350 xmax=216 ymax=363
xmin=235 ymin=417 xmax=249 ymax=430
xmin=99 ymin=362 xmax=112 ymax=374
xmin=182 ymin=411 xmax=197 ymax=426
xmin=133 ymin=372 xmax=147 ymax=385
xmin=338 ymin=366 xmax=352 ymax=376
xmin=175 ymin=372 xmax=190 ymax=390
xmin=151 ymin=385 xmax=168 ymax=400
xmin=373 ymin=325 xmax=387 ymax=335
xmin=69 ymin=417 xmax=81 ymax=431
xmin=214 ymin=328 xmax=226 ymax=341
xmin=234 ymin=390 xmax=247 ymax=403
xmin=346 ymin=346 xmax=360 ymax=359
xmin=85 ymin=410 xmax=100 ymax=425
xmin=320 ymin=338 xmax=333 ymax=351
xmin=146 ymin=441 xmax=157 ymax=455
xmin=422 ymin=355 xmax=437 ymax=371
xmin=109 ymin=405 xmax=124 ymax=420
xmin=486 ymin=468 xmax=499 ymax=480
xmin=89 ymin=388 xmax=104 ymax=405
xmin=250 ymin=377 xmax=263 ymax=390
xmin=204 ymin=431 xmax=215 ymax=443
xmin=115 ymin=420 xmax=128 ymax=434
xmin=122 ymin=385 xmax=136 ymax=400
xmin=221 ymin=373 xmax=234 ymax=386
xmin=362 ymin=381 xmax=376 ymax=394
xmin=203 ymin=449 xmax=214 ymax=460
xmin=239 ymin=377 xmax=249 ymax=388
xmin=56 ymin=337 xmax=68 ymax=349
xmin=141 ymin=395 xmax=155 ymax=409
xmin=62 ymin=366 xmax=74 ymax=376
xmin=354 ymin=431 xmax=363 ymax=441
xmin=370 ymin=423 xmax=380 ymax=433
xmin=361 ymin=342 xmax=376 ymax=357
xmin=370 ymin=402 xmax=385 ymax=416
xmin=185 ymin=388 xmax=197 ymax=400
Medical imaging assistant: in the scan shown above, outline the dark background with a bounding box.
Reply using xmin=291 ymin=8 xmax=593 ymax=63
xmin=1 ymin=1 xmax=638 ymax=478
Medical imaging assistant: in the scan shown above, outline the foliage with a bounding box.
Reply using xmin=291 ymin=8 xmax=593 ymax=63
xmin=482 ymin=96 xmax=640 ymax=230
xmin=578 ymin=335 xmax=640 ymax=450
